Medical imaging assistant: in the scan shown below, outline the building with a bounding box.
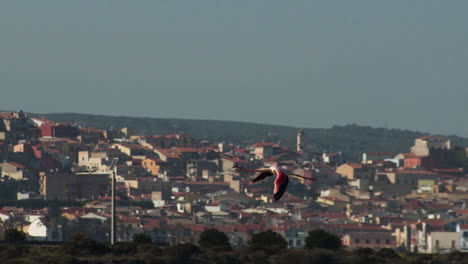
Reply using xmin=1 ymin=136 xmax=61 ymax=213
xmin=145 ymin=133 xmax=195 ymax=148
xmin=0 ymin=162 xmax=31 ymax=180
xmin=297 ymin=129 xmax=304 ymax=152
xmin=335 ymin=163 xmax=375 ymax=181
xmin=457 ymin=223 xmax=468 ymax=251
xmin=411 ymin=135 xmax=451 ymax=157
xmin=142 ymin=158 xmax=162 ymax=176
xmin=427 ymin=232 xmax=458 ymax=253
xmin=252 ymin=143 xmax=275 ymax=159
xmin=39 ymin=123 xmax=79 ymax=139
xmin=342 ymin=231 xmax=395 ymax=248
xmin=39 ymin=171 xmax=109 ymax=200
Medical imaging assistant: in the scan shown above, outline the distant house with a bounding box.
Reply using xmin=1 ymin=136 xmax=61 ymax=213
xmin=335 ymin=163 xmax=375 ymax=181
xmin=77 ymin=127 xmax=106 ymax=144
xmin=0 ymin=162 xmax=30 ymax=180
xmin=28 ymin=218 xmax=64 ymax=241
xmin=145 ymin=133 xmax=195 ymax=148
xmin=0 ymin=210 xmax=10 ymax=222
xmin=322 ymin=152 xmax=342 ymax=165
xmin=457 ymin=223 xmax=468 ymax=250
xmin=186 ymin=159 xmax=218 ymax=180
xmin=39 ymin=123 xmax=79 ymax=139
xmin=39 ymin=171 xmax=109 ymax=200
xmin=411 ymin=135 xmax=451 ymax=157
xmin=111 ymin=143 xmax=153 ymax=159
xmin=77 ymin=151 xmax=110 ymax=172
xmin=427 ymin=232 xmax=458 ymax=253
xmin=142 ymin=158 xmax=162 ymax=176
xmin=252 ymin=143 xmax=275 ymax=159
xmin=342 ymin=231 xmax=395 ymax=248
xmin=362 ymin=152 xmax=393 ymax=164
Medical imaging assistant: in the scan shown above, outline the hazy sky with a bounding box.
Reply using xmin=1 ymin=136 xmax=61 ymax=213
xmin=1 ymin=1 xmax=467 ymax=136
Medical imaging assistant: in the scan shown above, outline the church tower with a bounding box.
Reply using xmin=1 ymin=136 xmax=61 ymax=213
xmin=297 ymin=129 xmax=304 ymax=152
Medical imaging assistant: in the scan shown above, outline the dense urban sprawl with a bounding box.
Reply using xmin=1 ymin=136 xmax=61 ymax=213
xmin=1 ymin=110 xmax=468 ymax=255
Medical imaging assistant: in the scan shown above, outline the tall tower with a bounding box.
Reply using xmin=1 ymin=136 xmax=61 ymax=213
xmin=297 ymin=129 xmax=304 ymax=152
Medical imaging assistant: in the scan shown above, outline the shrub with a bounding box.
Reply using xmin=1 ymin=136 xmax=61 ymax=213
xmin=248 ymin=230 xmax=287 ymax=255
xmin=304 ymin=229 xmax=342 ymax=250
xmin=199 ymin=228 xmax=231 ymax=251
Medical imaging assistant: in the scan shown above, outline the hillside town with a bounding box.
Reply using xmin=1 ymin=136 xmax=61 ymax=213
xmin=1 ymin=110 xmax=468 ymax=254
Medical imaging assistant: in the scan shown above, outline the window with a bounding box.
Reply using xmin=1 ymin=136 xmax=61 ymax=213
xmin=365 ymin=240 xmax=370 ymax=244
xmin=436 ymin=240 xmax=439 ymax=247
xmin=463 ymin=231 xmax=468 ymax=238
xmin=451 ymin=240 xmax=455 ymax=248
xmin=355 ymin=239 xmax=360 ymax=243
xmin=386 ymin=240 xmax=390 ymax=245
xmin=376 ymin=239 xmax=380 ymax=244
xmin=52 ymin=231 xmax=59 ymax=240
xmin=297 ymin=240 xmax=302 ymax=246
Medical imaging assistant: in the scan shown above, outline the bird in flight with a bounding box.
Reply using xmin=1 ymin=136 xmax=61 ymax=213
xmin=232 ymin=165 xmax=316 ymax=201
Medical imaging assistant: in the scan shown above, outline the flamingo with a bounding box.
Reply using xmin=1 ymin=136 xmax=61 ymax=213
xmin=232 ymin=165 xmax=316 ymax=201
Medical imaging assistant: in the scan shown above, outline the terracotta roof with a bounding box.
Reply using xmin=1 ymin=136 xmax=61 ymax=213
xmin=347 ymin=163 xmax=363 ymax=169
xmin=150 ymin=134 xmax=179 ymax=139
xmin=396 ymin=169 xmax=437 ymax=175
xmin=252 ymin=142 xmax=277 ymax=147
xmin=366 ymin=152 xmax=393 ymax=156
xmin=418 ymin=135 xmax=432 ymax=140
xmin=7 ymin=162 xmax=25 ymax=169
xmin=328 ymin=223 xmax=387 ymax=231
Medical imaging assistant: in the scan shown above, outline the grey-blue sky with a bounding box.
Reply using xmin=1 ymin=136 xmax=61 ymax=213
xmin=1 ymin=1 xmax=467 ymax=136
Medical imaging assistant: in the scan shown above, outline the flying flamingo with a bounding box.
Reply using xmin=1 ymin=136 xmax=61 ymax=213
xmin=232 ymin=165 xmax=316 ymax=201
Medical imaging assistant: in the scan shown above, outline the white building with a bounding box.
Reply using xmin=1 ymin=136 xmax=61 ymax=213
xmin=457 ymin=223 xmax=468 ymax=251
xmin=427 ymin=232 xmax=458 ymax=253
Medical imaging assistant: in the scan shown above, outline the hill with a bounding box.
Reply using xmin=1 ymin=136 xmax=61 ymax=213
xmin=31 ymin=112 xmax=468 ymax=160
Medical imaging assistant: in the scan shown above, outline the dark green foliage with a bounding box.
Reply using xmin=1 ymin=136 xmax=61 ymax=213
xmin=0 ymin=244 xmax=28 ymax=261
xmin=164 ymin=243 xmax=201 ymax=263
xmin=65 ymin=219 xmax=108 ymax=241
xmin=2 ymin=242 xmax=468 ymax=264
xmin=62 ymin=235 xmax=110 ymax=255
xmin=136 ymin=243 xmax=162 ymax=255
xmin=113 ymin=243 xmax=138 ymax=255
xmin=199 ymin=228 xmax=232 ymax=251
xmin=433 ymin=251 xmax=468 ymax=264
xmin=132 ymin=232 xmax=153 ymax=244
xmin=248 ymin=230 xmax=287 ymax=255
xmin=276 ymin=249 xmax=340 ymax=264
xmin=5 ymin=228 xmax=27 ymax=242
xmin=305 ymin=229 xmax=342 ymax=250
xmin=377 ymin=248 xmax=401 ymax=260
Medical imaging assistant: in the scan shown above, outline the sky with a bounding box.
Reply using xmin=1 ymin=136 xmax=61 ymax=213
xmin=1 ymin=1 xmax=467 ymax=136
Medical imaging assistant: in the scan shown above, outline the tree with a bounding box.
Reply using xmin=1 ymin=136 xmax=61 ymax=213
xmin=305 ymin=229 xmax=342 ymax=250
xmin=5 ymin=228 xmax=27 ymax=242
xmin=199 ymin=228 xmax=231 ymax=251
xmin=132 ymin=232 xmax=152 ymax=244
xmin=40 ymin=198 xmax=68 ymax=235
xmin=165 ymin=243 xmax=200 ymax=262
xmin=248 ymin=230 xmax=287 ymax=255
xmin=5 ymin=214 xmax=27 ymax=230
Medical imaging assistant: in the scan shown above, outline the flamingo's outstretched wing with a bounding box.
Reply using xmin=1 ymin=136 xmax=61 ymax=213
xmin=273 ymin=175 xmax=289 ymax=201
xmin=252 ymin=170 xmax=274 ymax=182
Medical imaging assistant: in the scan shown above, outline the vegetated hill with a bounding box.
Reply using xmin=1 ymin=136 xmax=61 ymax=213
xmin=33 ymin=112 xmax=468 ymax=160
